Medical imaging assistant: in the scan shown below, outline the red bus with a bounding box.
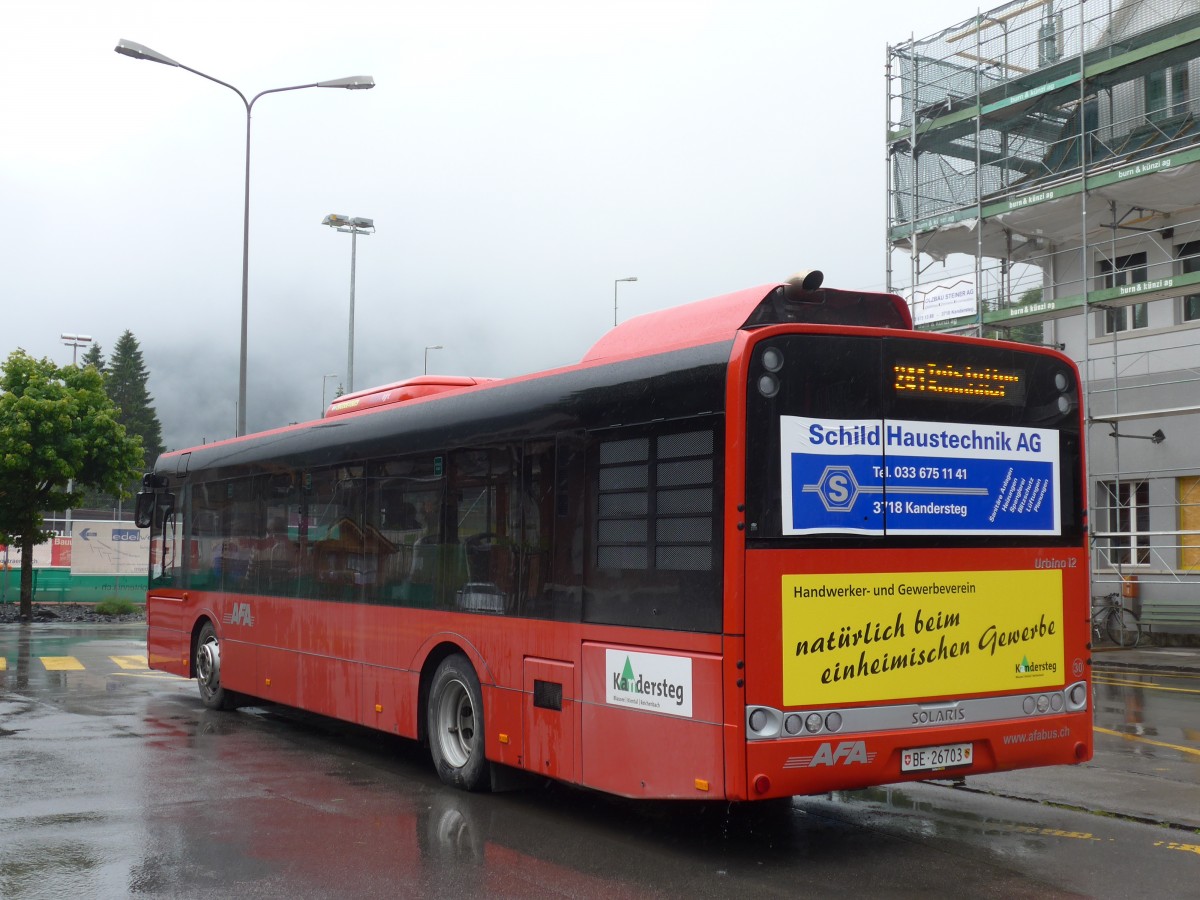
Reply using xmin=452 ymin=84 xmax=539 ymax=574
xmin=136 ymin=272 xmax=1092 ymax=800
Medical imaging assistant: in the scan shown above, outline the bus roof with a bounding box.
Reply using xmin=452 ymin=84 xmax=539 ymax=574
xmin=582 ymin=281 xmax=911 ymax=363
xmin=320 ymin=281 xmax=910 ymax=419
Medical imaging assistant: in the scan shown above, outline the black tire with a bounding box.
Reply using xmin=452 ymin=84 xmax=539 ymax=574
xmin=1106 ymin=608 xmax=1141 ymax=648
xmin=427 ymin=654 xmax=488 ymax=791
xmin=195 ymin=621 xmax=240 ymax=710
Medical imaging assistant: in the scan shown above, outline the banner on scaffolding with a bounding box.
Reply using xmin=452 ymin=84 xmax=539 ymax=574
xmin=906 ymin=277 xmax=977 ymax=326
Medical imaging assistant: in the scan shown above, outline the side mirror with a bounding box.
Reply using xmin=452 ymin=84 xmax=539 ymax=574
xmin=134 ymin=491 xmax=155 ymax=529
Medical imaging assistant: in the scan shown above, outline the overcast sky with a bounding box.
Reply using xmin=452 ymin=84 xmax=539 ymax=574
xmin=2 ymin=1 xmax=964 ymax=451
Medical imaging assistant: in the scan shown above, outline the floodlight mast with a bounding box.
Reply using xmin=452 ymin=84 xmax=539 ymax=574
xmin=321 ymin=215 xmax=375 ymax=392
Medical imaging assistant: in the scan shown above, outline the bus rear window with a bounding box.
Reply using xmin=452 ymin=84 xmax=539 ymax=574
xmin=746 ymin=335 xmax=1082 ymax=545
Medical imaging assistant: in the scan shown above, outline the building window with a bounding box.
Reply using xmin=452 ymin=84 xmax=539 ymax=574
xmin=1147 ymin=64 xmax=1189 ymax=122
xmin=1102 ymin=304 xmax=1148 ymax=333
xmin=1178 ymin=241 xmax=1200 ymax=321
xmin=1176 ymin=66 xmax=1191 ymax=116
xmin=1097 ymin=252 xmax=1148 ymax=333
xmin=1098 ymin=480 xmax=1150 ymax=568
xmin=1180 ymin=477 xmax=1200 ymax=571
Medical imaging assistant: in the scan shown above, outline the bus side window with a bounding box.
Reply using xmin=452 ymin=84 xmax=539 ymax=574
xmin=450 ymin=447 xmax=516 ymax=614
xmin=533 ymin=432 xmax=585 ymax=621
xmin=187 ymin=486 xmax=221 ymax=590
xmin=258 ymin=475 xmax=300 ymax=596
xmin=584 ymin=421 xmax=723 ymax=633
xmin=150 ymin=509 xmax=180 ymax=588
xmin=517 ymin=440 xmax=556 ymax=617
xmin=219 ymin=478 xmax=262 ymax=592
xmin=363 ymin=455 xmax=444 ymax=608
xmin=301 ymin=467 xmax=367 ymax=600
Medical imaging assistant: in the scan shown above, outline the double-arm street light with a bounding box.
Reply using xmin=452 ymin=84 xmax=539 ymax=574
xmin=322 ymin=215 xmax=374 ymax=393
xmin=60 ymin=333 xmax=93 ymax=366
xmin=614 ymin=276 xmax=638 ymax=326
xmin=321 ymin=373 xmax=339 ymax=416
xmin=115 ymin=39 xmax=374 ymax=436
xmin=424 ymin=344 xmax=443 ymax=374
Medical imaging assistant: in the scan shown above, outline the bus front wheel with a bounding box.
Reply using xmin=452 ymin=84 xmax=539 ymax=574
xmin=195 ymin=621 xmax=240 ymax=711
xmin=428 ymin=654 xmax=488 ymax=791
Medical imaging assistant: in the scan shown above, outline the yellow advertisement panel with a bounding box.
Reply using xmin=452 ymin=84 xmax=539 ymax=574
xmin=782 ymin=570 xmax=1063 ymax=706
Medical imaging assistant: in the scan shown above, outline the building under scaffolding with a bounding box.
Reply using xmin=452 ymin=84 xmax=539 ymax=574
xmin=887 ymin=0 xmax=1200 ymax=634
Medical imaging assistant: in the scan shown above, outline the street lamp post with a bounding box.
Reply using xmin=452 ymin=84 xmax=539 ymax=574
xmin=321 ymin=373 xmax=339 ymax=416
xmin=115 ymin=39 xmax=374 ymax=437
xmin=614 ymin=276 xmax=638 ymax=326
xmin=321 ymin=215 xmax=375 ymax=393
xmin=59 ymin=331 xmax=93 ymax=533
xmin=424 ymin=345 xmax=443 ymax=374
xmin=60 ymin=333 xmax=93 ymax=366
xmin=59 ymin=332 xmax=93 ymax=536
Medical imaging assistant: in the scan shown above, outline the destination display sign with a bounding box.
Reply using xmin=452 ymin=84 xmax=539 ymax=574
xmin=780 ymin=416 xmax=1060 ymax=536
xmin=892 ymin=359 xmax=1026 ymax=405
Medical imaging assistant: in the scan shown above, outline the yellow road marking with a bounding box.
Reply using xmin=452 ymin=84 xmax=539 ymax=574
xmin=110 ymin=655 xmax=149 ymax=670
xmin=1095 ymin=725 xmax=1200 ymax=758
xmin=1154 ymin=841 xmax=1200 ymax=856
xmin=1093 ymin=676 xmax=1200 ymax=696
xmin=0 ymin=656 xmax=158 ymax=674
xmin=40 ymin=656 xmax=84 ymax=671
xmin=1011 ymin=824 xmax=1101 ymax=841
xmin=1094 ymin=666 xmax=1200 ymax=681
xmin=109 ymin=672 xmax=180 ymax=680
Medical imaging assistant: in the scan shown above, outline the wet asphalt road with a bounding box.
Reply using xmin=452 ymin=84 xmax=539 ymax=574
xmin=1 ymin=624 xmax=1198 ymax=899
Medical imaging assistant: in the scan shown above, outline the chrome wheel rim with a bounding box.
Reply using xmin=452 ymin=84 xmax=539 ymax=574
xmin=433 ymin=678 xmax=475 ymax=769
xmin=197 ymin=635 xmax=221 ymax=695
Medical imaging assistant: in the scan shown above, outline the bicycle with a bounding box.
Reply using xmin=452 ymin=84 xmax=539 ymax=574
xmin=1091 ymin=592 xmax=1141 ymax=648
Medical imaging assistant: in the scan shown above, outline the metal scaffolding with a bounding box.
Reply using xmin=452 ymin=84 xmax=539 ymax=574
xmin=887 ymin=0 xmax=1200 ymax=633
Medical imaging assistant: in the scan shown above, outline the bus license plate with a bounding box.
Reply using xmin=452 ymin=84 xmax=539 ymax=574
xmin=901 ymin=743 xmax=973 ymax=772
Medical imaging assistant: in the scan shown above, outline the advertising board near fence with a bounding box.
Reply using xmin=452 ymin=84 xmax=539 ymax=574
xmin=70 ymin=522 xmax=150 ymax=575
xmin=0 ymin=522 xmax=149 ymax=575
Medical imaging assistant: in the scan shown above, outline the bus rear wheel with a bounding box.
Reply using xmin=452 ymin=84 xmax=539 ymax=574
xmin=195 ymin=622 xmax=240 ymax=710
xmin=428 ymin=654 xmax=488 ymax=791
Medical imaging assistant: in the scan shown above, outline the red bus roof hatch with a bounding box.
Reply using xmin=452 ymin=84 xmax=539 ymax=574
xmin=324 ymin=375 xmax=495 ymax=418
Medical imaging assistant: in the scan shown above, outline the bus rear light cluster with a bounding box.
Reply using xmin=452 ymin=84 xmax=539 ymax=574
xmin=1067 ymin=682 xmax=1088 ymax=709
xmin=747 ymin=706 xmax=781 ymax=737
xmin=1022 ymin=681 xmax=1089 ymax=716
xmin=761 ymin=347 xmax=785 ymax=372
xmin=747 ymin=705 xmax=843 ymax=740
xmin=757 ymin=346 xmax=785 ymax=397
xmin=1053 ymin=371 xmax=1075 ymax=415
xmin=758 ymin=374 xmax=780 ymax=397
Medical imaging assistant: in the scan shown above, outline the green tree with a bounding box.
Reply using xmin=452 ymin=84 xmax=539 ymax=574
xmin=0 ymin=350 xmax=143 ymax=621
xmin=106 ymin=331 xmax=164 ymax=471
xmin=76 ymin=340 xmax=112 ymax=512
xmin=80 ymin=342 xmax=106 ymax=374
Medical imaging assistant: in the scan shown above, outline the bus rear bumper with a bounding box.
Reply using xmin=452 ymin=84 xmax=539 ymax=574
xmin=743 ymin=712 xmax=1093 ymax=799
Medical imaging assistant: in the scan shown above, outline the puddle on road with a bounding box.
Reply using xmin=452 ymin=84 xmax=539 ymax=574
xmin=816 ymin=784 xmax=1105 ymax=850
